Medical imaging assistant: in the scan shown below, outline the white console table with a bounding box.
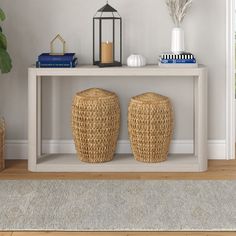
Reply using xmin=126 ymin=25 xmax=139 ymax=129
xmin=28 ymin=65 xmax=208 ymax=172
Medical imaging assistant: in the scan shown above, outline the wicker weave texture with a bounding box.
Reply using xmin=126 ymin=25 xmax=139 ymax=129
xmin=128 ymin=92 xmax=173 ymax=163
xmin=72 ymin=88 xmax=120 ymax=163
xmin=0 ymin=119 xmax=5 ymax=171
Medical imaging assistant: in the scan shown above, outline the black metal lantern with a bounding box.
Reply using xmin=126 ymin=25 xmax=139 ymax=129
xmin=93 ymin=2 xmax=122 ymax=67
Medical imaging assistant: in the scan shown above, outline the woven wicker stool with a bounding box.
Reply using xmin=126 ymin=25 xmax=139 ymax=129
xmin=128 ymin=92 xmax=173 ymax=163
xmin=72 ymin=88 xmax=120 ymax=163
xmin=0 ymin=119 xmax=5 ymax=171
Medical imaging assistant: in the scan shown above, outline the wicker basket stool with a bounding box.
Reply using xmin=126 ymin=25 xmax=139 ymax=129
xmin=72 ymin=88 xmax=120 ymax=163
xmin=0 ymin=119 xmax=5 ymax=171
xmin=128 ymin=92 xmax=173 ymax=163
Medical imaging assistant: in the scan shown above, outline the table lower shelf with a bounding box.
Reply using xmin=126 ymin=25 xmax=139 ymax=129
xmin=32 ymin=154 xmax=202 ymax=172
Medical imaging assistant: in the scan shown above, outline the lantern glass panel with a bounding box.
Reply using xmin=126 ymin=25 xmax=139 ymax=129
xmin=101 ymin=20 xmax=113 ymax=43
xmin=114 ymin=19 xmax=121 ymax=62
xmin=93 ymin=20 xmax=100 ymax=62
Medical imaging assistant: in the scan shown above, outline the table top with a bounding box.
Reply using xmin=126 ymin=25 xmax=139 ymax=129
xmin=29 ymin=64 xmax=207 ymax=77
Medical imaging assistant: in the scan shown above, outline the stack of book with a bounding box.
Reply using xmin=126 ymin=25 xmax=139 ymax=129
xmin=36 ymin=53 xmax=78 ymax=68
xmin=159 ymin=52 xmax=198 ymax=68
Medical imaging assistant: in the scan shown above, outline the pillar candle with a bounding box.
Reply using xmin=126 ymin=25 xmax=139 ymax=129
xmin=101 ymin=41 xmax=113 ymax=64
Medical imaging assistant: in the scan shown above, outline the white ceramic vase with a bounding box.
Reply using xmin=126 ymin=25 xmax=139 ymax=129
xmin=127 ymin=54 xmax=146 ymax=67
xmin=171 ymin=27 xmax=185 ymax=54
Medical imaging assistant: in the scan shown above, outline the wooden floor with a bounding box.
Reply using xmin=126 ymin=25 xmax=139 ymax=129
xmin=1 ymin=160 xmax=236 ymax=179
xmin=1 ymin=160 xmax=236 ymax=235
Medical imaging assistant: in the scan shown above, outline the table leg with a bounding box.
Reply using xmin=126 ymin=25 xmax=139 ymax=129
xmin=28 ymin=69 xmax=41 ymax=171
xmin=195 ymin=69 xmax=208 ymax=171
xmin=37 ymin=76 xmax=42 ymax=157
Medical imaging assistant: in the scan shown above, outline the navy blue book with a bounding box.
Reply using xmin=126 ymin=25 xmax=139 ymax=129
xmin=160 ymin=59 xmax=196 ymax=64
xmin=36 ymin=58 xmax=78 ymax=68
xmin=38 ymin=53 xmax=76 ymax=62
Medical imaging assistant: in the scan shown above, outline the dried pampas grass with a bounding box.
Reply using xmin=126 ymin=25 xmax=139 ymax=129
xmin=166 ymin=0 xmax=193 ymax=27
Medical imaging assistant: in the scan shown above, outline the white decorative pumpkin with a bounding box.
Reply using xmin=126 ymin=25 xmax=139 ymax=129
xmin=127 ymin=54 xmax=146 ymax=67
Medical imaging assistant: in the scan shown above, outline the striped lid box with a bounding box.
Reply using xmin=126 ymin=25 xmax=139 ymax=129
xmin=160 ymin=53 xmax=195 ymax=60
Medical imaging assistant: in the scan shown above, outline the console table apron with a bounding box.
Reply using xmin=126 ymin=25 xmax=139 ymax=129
xmin=28 ymin=65 xmax=208 ymax=172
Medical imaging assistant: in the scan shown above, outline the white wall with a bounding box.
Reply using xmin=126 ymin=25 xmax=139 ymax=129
xmin=0 ymin=0 xmax=226 ymax=147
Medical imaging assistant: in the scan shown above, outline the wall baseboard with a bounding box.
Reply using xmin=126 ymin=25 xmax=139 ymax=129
xmin=5 ymin=139 xmax=227 ymax=160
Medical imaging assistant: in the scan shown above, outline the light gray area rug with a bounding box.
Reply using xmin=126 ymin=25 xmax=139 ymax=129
xmin=0 ymin=180 xmax=236 ymax=231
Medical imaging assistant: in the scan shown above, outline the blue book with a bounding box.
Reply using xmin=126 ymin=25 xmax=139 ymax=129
xmin=160 ymin=59 xmax=196 ymax=64
xmin=36 ymin=58 xmax=78 ymax=68
xmin=38 ymin=53 xmax=76 ymax=62
xmin=37 ymin=60 xmax=76 ymax=65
